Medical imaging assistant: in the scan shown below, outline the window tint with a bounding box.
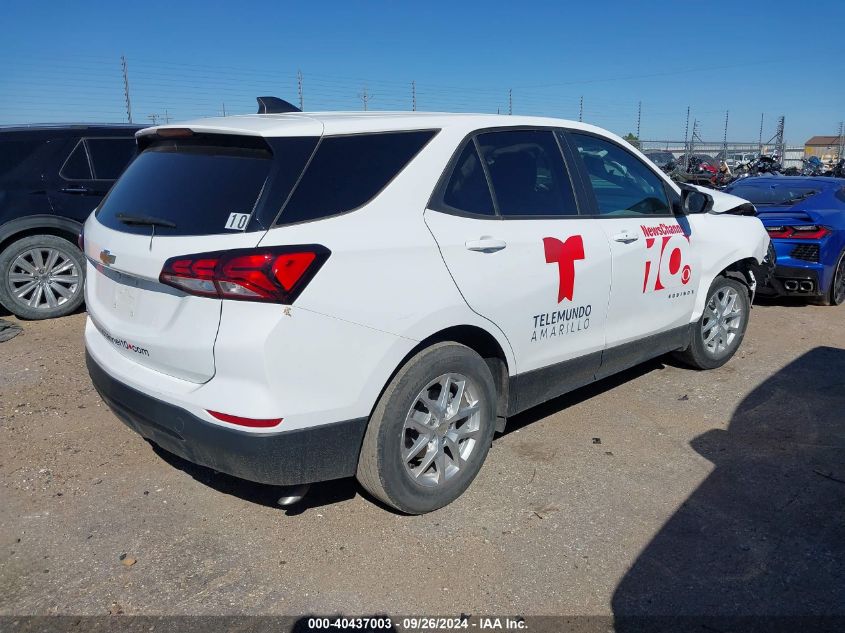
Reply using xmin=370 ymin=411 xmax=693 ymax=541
xmin=96 ymin=142 xmax=273 ymax=236
xmin=442 ymin=141 xmax=494 ymax=216
xmin=476 ymin=129 xmax=577 ymax=217
xmin=279 ymin=130 xmax=436 ymax=225
xmin=61 ymin=140 xmax=92 ymax=180
xmin=571 ymin=133 xmax=671 ymax=216
xmin=724 ymin=184 xmax=819 ymax=206
xmin=87 ymin=138 xmax=137 ymax=180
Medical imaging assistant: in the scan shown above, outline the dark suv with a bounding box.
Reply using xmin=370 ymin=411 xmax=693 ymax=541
xmin=0 ymin=124 xmax=140 ymax=319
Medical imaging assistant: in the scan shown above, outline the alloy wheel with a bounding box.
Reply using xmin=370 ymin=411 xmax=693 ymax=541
xmin=833 ymin=252 xmax=845 ymax=305
xmin=8 ymin=247 xmax=80 ymax=311
xmin=401 ymin=373 xmax=483 ymax=487
xmin=701 ymin=285 xmax=744 ymax=357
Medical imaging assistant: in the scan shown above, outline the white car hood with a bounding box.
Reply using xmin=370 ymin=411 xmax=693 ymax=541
xmin=688 ymin=184 xmax=754 ymax=214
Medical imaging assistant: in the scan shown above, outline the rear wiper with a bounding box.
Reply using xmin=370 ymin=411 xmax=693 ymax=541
xmin=116 ymin=213 xmax=177 ymax=228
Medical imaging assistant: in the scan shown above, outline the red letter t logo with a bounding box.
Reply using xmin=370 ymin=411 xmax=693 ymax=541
xmin=543 ymin=235 xmax=585 ymax=303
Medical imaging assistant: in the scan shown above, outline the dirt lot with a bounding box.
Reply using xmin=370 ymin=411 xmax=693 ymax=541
xmin=1 ymin=301 xmax=843 ymax=618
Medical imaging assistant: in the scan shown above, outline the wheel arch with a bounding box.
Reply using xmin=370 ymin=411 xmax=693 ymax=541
xmin=372 ymin=324 xmax=513 ymax=433
xmin=691 ymin=255 xmax=759 ymax=320
xmin=720 ymin=257 xmax=759 ymax=294
xmin=0 ymin=215 xmax=83 ymax=255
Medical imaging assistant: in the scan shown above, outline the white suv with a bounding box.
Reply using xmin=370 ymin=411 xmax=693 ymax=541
xmin=83 ymin=112 xmax=769 ymax=514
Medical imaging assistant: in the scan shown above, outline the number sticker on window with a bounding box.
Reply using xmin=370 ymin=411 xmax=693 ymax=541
xmin=225 ymin=213 xmax=250 ymax=231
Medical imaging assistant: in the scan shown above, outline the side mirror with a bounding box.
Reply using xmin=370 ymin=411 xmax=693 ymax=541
xmin=679 ymin=187 xmax=713 ymax=215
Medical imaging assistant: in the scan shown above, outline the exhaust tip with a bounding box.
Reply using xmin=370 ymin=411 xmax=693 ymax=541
xmin=784 ymin=280 xmax=799 ymax=291
xmin=277 ymin=484 xmax=310 ymax=507
xmin=799 ymin=281 xmax=814 ymax=292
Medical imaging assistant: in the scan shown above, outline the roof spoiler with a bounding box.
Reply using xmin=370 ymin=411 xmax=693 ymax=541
xmin=256 ymin=96 xmax=301 ymax=114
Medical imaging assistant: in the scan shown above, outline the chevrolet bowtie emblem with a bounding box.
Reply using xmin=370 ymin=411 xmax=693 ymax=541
xmin=99 ymin=250 xmax=116 ymax=266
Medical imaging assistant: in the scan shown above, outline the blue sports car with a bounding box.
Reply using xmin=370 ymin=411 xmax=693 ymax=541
xmin=724 ymin=176 xmax=845 ymax=305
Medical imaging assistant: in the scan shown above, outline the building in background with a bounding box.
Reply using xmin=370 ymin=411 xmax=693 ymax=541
xmin=804 ymin=135 xmax=843 ymax=162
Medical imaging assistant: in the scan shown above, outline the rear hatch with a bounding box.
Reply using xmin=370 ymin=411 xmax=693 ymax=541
xmin=84 ymin=128 xmax=319 ymax=383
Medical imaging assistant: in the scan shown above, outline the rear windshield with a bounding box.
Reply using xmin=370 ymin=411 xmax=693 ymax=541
xmin=96 ymin=136 xmax=314 ymax=236
xmin=725 ymin=184 xmax=819 ymax=206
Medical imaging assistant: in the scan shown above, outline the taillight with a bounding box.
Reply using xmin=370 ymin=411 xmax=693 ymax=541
xmin=160 ymin=245 xmax=330 ymax=303
xmin=766 ymin=225 xmax=830 ymax=239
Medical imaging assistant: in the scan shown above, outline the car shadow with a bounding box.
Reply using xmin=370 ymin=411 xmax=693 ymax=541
xmin=753 ymin=294 xmax=818 ymax=308
xmin=500 ymin=357 xmax=666 ymax=436
xmin=611 ymin=346 xmax=845 ymax=627
xmin=149 ymin=443 xmax=359 ymax=515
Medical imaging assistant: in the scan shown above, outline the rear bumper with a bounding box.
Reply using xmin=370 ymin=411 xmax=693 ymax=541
xmin=87 ymin=351 xmax=368 ymax=486
xmin=764 ymin=265 xmax=823 ymax=297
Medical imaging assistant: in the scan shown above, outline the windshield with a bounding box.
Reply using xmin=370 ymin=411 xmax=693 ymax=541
xmin=725 ymin=184 xmax=819 ymax=206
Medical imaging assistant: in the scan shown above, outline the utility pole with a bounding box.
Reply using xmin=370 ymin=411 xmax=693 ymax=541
xmin=411 ymin=80 xmax=416 ymax=112
xmin=120 ymin=55 xmax=132 ymax=123
xmin=508 ymin=88 xmax=512 ymax=115
xmin=297 ymin=70 xmax=304 ymax=111
xmin=222 ymin=102 xmax=227 ymax=117
xmin=683 ymin=106 xmax=690 ymax=171
xmin=148 ymin=114 xmax=159 ymax=125
xmin=723 ymin=110 xmax=729 ymax=159
xmin=838 ymin=121 xmax=844 ymax=161
xmin=165 ymin=109 xmax=170 ymax=124
xmin=636 ymin=101 xmax=642 ymax=139
xmin=358 ymin=86 xmax=371 ymax=111
xmin=578 ymin=96 xmax=583 ymax=122
xmin=758 ymin=113 xmax=764 ymax=154
xmin=690 ymin=119 xmax=700 ymax=163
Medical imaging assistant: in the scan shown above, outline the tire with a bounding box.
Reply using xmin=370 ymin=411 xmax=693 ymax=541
xmin=356 ymin=342 xmax=497 ymax=514
xmin=0 ymin=234 xmax=86 ymax=320
xmin=675 ymin=276 xmax=750 ymax=370
xmin=815 ymin=248 xmax=845 ymax=307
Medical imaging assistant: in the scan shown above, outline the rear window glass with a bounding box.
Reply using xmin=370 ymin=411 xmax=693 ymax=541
xmin=87 ymin=138 xmax=137 ymax=180
xmin=442 ymin=141 xmax=495 ymax=216
xmin=277 ymin=130 xmax=436 ymax=225
xmin=725 ymin=184 xmax=819 ymax=206
xmin=476 ymin=129 xmax=578 ymax=217
xmin=96 ymin=142 xmax=275 ymax=236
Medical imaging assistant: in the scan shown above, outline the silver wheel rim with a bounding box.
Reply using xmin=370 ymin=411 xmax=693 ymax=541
xmin=8 ymin=247 xmax=80 ymax=310
xmin=402 ymin=373 xmax=482 ymax=487
xmin=834 ymin=252 xmax=845 ymax=304
xmin=701 ymin=285 xmax=743 ymax=357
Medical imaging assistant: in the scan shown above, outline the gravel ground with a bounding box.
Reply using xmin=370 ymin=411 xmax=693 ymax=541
xmin=1 ymin=301 xmax=843 ymax=618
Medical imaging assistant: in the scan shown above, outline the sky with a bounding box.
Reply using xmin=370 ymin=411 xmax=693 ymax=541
xmin=1 ymin=0 xmax=843 ymax=144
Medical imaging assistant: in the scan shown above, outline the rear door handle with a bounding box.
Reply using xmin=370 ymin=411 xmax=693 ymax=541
xmin=61 ymin=186 xmax=93 ymax=195
xmin=465 ymin=238 xmax=507 ymax=253
xmin=612 ymin=232 xmax=639 ymax=244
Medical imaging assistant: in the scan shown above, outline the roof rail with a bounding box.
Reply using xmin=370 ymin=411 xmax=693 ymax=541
xmin=256 ymin=97 xmax=301 ymax=114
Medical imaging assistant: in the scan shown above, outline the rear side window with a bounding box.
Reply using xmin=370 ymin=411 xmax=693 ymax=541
xmin=61 ymin=140 xmax=92 ymax=180
xmin=278 ymin=130 xmax=436 ymax=225
xmin=476 ymin=129 xmax=578 ymax=217
xmin=87 ymin=138 xmax=136 ymax=180
xmin=571 ymin=133 xmax=671 ymax=216
xmin=442 ymin=141 xmax=495 ymax=216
